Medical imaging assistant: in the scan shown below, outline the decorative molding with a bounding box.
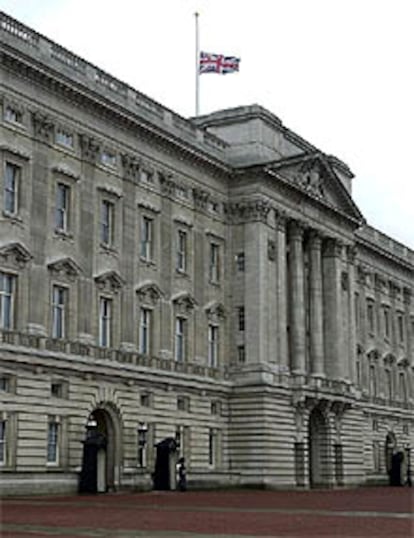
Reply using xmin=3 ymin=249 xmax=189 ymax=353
xmin=32 ymin=111 xmax=54 ymax=143
xmin=172 ymin=291 xmax=197 ymax=315
xmin=138 ymin=202 xmax=160 ymax=214
xmin=0 ymin=242 xmax=32 ymax=268
xmin=0 ymin=144 xmax=31 ymax=160
xmin=192 ymin=187 xmax=210 ymax=210
xmin=47 ymin=256 xmax=82 ymax=281
xmin=136 ymin=281 xmax=163 ymax=306
xmin=224 ymin=199 xmax=271 ymax=224
xmin=159 ymin=173 xmax=176 ymax=197
xmin=204 ymin=301 xmax=226 ymax=322
xmin=79 ymin=134 xmax=100 ymax=162
xmin=97 ymin=185 xmax=122 ymax=199
xmin=51 ymin=164 xmax=80 ymax=181
xmin=94 ymin=270 xmax=124 ymax=293
xmin=267 ymin=239 xmax=276 ymax=261
xmin=121 ymin=153 xmax=141 ymax=181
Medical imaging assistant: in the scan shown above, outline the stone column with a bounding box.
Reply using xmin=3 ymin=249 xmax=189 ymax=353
xmin=322 ymin=238 xmax=344 ymax=380
xmin=347 ymin=245 xmax=357 ymax=383
xmin=309 ymin=231 xmax=324 ymax=376
xmin=276 ymin=213 xmax=288 ymax=372
xmin=289 ymin=221 xmax=306 ymax=374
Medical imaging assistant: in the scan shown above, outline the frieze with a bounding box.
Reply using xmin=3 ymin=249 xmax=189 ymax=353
xmin=0 ymin=242 xmax=32 ymax=268
xmin=159 ymin=173 xmax=176 ymax=197
xmin=79 ymin=134 xmax=101 ymax=163
xmin=32 ymin=111 xmax=54 ymax=143
xmin=223 ymin=200 xmax=271 ymax=224
xmin=294 ymin=159 xmax=326 ymax=198
xmin=121 ymin=153 xmax=141 ymax=182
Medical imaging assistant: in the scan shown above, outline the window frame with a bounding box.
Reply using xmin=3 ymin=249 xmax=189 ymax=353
xmin=99 ymin=296 xmax=112 ymax=348
xmin=55 ymin=182 xmax=70 ymax=233
xmin=209 ymin=242 xmax=220 ymax=283
xmin=140 ymin=215 xmax=153 ymax=261
xmin=176 ymin=229 xmax=187 ymax=273
xmin=46 ymin=419 xmax=60 ymax=465
xmin=174 ymin=317 xmax=186 ymax=362
xmin=51 ymin=284 xmax=67 ymax=339
xmin=139 ymin=307 xmax=152 ymax=355
xmin=208 ymin=324 xmax=219 ymax=368
xmin=4 ymin=161 xmax=20 ymax=216
xmin=100 ymin=199 xmax=115 ymax=247
xmin=0 ymin=272 xmax=16 ymax=330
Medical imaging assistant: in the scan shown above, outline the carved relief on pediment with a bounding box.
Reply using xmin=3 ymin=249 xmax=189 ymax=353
xmin=294 ymin=159 xmax=326 ymax=198
xmin=94 ymin=270 xmax=124 ymax=293
xmin=0 ymin=242 xmax=32 ymax=269
xmin=204 ymin=301 xmax=226 ymax=322
xmin=136 ymin=281 xmax=163 ymax=306
xmin=172 ymin=291 xmax=197 ymax=315
xmin=47 ymin=257 xmax=82 ymax=282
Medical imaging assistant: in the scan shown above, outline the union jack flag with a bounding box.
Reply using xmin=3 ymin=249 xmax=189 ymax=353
xmin=199 ymin=51 xmax=240 ymax=74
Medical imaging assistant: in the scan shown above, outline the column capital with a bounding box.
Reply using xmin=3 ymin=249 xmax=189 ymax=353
xmin=288 ymin=219 xmax=305 ymax=241
xmin=275 ymin=210 xmax=288 ymax=231
xmin=308 ymin=229 xmax=323 ymax=250
xmin=323 ymin=237 xmax=343 ymax=258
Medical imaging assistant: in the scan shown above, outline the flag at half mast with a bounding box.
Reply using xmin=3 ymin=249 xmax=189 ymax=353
xmin=199 ymin=51 xmax=240 ymax=74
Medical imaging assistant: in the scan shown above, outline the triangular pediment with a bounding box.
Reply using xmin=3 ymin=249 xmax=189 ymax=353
xmin=94 ymin=270 xmax=124 ymax=292
xmin=266 ymin=152 xmax=364 ymax=223
xmin=172 ymin=291 xmax=197 ymax=314
xmin=48 ymin=256 xmax=82 ymax=279
xmin=136 ymin=281 xmax=163 ymax=304
xmin=204 ymin=300 xmax=226 ymax=320
xmin=0 ymin=242 xmax=32 ymax=266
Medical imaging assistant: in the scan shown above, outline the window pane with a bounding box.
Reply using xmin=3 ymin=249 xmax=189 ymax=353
xmin=47 ymin=422 xmax=59 ymax=463
xmin=0 ymin=273 xmax=15 ymax=329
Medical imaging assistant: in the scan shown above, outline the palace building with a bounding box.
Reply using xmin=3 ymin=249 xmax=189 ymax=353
xmin=0 ymin=12 xmax=413 ymax=495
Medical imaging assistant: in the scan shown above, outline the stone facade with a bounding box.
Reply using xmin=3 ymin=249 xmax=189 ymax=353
xmin=0 ymin=12 xmax=413 ymax=495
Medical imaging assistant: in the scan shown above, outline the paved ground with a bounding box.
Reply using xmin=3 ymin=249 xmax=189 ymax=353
xmin=0 ymin=487 xmax=413 ymax=537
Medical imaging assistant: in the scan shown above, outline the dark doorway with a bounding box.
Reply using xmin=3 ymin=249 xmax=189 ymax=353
xmin=153 ymin=437 xmax=177 ymax=490
xmin=308 ymin=408 xmax=330 ymax=487
xmin=79 ymin=406 xmax=120 ymax=493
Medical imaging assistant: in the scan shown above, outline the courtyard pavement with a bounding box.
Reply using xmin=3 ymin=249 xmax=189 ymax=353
xmin=0 ymin=487 xmax=413 ymax=537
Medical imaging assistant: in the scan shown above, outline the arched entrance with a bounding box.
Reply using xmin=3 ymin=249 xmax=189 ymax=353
xmin=79 ymin=403 xmax=122 ymax=493
xmin=308 ymin=408 xmax=330 ymax=488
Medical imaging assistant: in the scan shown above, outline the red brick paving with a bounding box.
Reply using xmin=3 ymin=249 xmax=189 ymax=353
xmin=1 ymin=487 xmax=413 ymax=537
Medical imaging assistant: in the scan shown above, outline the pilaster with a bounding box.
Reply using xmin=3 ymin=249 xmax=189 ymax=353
xmin=309 ymin=230 xmax=324 ymax=376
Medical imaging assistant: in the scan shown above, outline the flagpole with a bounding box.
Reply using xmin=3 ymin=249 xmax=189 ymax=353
xmin=195 ymin=11 xmax=200 ymax=116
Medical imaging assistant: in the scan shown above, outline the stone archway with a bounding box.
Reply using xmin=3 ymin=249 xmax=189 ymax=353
xmin=80 ymin=403 xmax=122 ymax=493
xmin=308 ymin=408 xmax=330 ymax=488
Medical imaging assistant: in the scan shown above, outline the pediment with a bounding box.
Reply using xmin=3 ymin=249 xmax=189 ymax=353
xmin=136 ymin=281 xmax=163 ymax=305
xmin=172 ymin=291 xmax=197 ymax=314
xmin=204 ymin=300 xmax=226 ymax=321
xmin=0 ymin=242 xmax=32 ymax=267
xmin=94 ymin=270 xmax=124 ymax=292
xmin=267 ymin=153 xmax=364 ymax=223
xmin=48 ymin=257 xmax=82 ymax=279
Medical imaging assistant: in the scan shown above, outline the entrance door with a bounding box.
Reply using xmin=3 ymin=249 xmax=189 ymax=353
xmin=308 ymin=408 xmax=330 ymax=487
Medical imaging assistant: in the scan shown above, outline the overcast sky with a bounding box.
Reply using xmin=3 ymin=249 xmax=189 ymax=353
xmin=1 ymin=0 xmax=413 ymax=248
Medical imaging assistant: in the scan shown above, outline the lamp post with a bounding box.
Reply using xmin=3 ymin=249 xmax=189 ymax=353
xmin=137 ymin=422 xmax=148 ymax=468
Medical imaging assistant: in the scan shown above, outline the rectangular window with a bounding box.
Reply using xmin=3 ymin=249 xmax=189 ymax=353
xmin=397 ymin=314 xmax=405 ymax=342
xmin=0 ymin=273 xmax=15 ymax=330
xmin=177 ymin=230 xmax=187 ymax=272
xmin=0 ymin=376 xmax=9 ymax=392
xmin=385 ymin=369 xmax=392 ymax=400
xmin=238 ymin=306 xmax=245 ymax=331
xmin=4 ymin=162 xmax=20 ymax=215
xmin=140 ymin=217 xmax=153 ymax=261
xmin=47 ymin=420 xmax=59 ymax=464
xmin=56 ymin=129 xmax=73 ymax=148
xmin=55 ymin=183 xmax=70 ymax=232
xmin=209 ymin=243 xmax=220 ymax=283
xmin=52 ymin=285 xmax=66 ymax=339
xmin=0 ymin=420 xmax=6 ymax=464
xmin=399 ymin=372 xmax=408 ymax=403
xmin=99 ymin=297 xmax=112 ymax=347
xmin=369 ymin=365 xmax=377 ymax=397
xmin=236 ymin=252 xmax=245 ymax=272
xmin=139 ymin=308 xmax=151 ymax=355
xmin=237 ymin=345 xmax=246 ymax=364
xmin=140 ymin=392 xmax=152 ymax=408
xmin=175 ymin=317 xmax=186 ymax=362
xmin=208 ymin=428 xmax=216 ymax=466
xmin=373 ymin=441 xmax=381 ymax=472
xmin=100 ymin=200 xmax=114 ymax=246
xmin=383 ymin=307 xmax=390 ymax=339
xmin=367 ymin=301 xmax=375 ymax=334
xmin=5 ymin=106 xmax=22 ymax=125
xmin=101 ymin=150 xmax=117 ymax=168
xmin=208 ymin=325 xmax=219 ymax=368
